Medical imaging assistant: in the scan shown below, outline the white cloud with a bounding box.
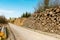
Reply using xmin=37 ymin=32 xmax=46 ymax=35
xmin=0 ymin=9 xmax=22 ymax=19
xmin=0 ymin=10 xmax=15 ymax=15
xmin=0 ymin=10 xmax=17 ymax=19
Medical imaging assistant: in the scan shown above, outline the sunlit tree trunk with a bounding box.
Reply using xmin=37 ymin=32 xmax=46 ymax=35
xmin=44 ymin=0 xmax=49 ymax=8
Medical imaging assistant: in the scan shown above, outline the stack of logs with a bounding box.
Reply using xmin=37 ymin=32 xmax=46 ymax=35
xmin=23 ymin=6 xmax=60 ymax=35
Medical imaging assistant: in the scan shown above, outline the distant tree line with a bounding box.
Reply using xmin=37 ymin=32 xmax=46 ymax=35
xmin=21 ymin=12 xmax=31 ymax=18
xmin=0 ymin=16 xmax=8 ymax=24
xmin=9 ymin=17 xmax=16 ymax=23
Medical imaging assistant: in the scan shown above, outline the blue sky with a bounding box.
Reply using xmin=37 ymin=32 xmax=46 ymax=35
xmin=0 ymin=0 xmax=43 ymax=19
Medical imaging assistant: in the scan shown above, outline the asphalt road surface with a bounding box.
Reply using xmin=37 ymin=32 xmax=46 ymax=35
xmin=7 ymin=23 xmax=60 ymax=40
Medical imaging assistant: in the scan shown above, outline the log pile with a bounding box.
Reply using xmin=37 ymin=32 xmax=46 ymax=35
xmin=23 ymin=6 xmax=60 ymax=35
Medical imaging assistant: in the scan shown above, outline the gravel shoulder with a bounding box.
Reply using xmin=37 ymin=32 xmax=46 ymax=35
xmin=6 ymin=25 xmax=16 ymax=40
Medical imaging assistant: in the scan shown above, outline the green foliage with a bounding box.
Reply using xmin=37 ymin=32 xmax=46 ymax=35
xmin=21 ymin=12 xmax=31 ymax=18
